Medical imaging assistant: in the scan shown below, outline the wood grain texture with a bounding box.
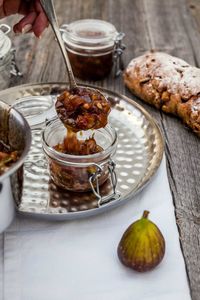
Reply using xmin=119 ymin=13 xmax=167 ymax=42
xmin=1 ymin=0 xmax=200 ymax=298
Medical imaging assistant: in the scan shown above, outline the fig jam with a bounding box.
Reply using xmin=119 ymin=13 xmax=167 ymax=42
xmin=0 ymin=141 xmax=18 ymax=175
xmin=67 ymin=50 xmax=113 ymax=80
xmin=55 ymin=88 xmax=111 ymax=131
xmin=51 ymin=128 xmax=105 ymax=191
xmin=54 ymin=129 xmax=103 ymax=156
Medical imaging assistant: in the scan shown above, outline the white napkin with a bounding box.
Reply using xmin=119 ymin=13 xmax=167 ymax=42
xmin=0 ymin=234 xmax=3 ymax=300
xmin=1 ymin=157 xmax=191 ymax=300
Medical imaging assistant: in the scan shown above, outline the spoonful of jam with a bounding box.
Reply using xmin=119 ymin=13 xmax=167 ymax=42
xmin=40 ymin=0 xmax=111 ymax=131
xmin=55 ymin=87 xmax=110 ymax=131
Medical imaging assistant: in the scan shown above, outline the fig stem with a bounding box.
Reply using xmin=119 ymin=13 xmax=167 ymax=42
xmin=142 ymin=210 xmax=150 ymax=219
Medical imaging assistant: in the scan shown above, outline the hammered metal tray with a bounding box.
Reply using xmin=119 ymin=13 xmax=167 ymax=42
xmin=0 ymin=83 xmax=164 ymax=220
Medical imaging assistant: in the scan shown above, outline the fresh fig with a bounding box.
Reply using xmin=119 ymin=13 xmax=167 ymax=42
xmin=117 ymin=210 xmax=165 ymax=272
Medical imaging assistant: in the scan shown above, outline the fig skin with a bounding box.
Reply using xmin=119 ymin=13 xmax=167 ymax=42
xmin=117 ymin=211 xmax=165 ymax=272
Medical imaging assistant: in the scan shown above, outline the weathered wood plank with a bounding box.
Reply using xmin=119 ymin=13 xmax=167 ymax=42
xmin=140 ymin=1 xmax=200 ymax=299
xmin=187 ymin=0 xmax=200 ymax=52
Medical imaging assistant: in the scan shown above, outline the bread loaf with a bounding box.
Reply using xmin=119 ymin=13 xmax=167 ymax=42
xmin=123 ymin=51 xmax=200 ymax=135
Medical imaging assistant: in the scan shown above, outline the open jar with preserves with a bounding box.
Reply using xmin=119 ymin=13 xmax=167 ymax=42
xmin=42 ymin=118 xmax=118 ymax=193
xmin=60 ymin=19 xmax=125 ymax=80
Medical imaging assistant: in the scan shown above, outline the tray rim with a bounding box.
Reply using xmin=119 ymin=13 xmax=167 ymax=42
xmin=0 ymin=82 xmax=164 ymax=220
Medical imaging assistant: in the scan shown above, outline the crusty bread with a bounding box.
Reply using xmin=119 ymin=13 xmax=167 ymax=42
xmin=123 ymin=51 xmax=200 ymax=135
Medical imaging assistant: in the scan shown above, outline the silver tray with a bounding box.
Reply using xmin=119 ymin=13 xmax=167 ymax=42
xmin=0 ymin=83 xmax=164 ymax=220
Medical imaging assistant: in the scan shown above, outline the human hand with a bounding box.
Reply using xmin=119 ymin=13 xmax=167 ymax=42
xmin=0 ymin=0 xmax=48 ymax=37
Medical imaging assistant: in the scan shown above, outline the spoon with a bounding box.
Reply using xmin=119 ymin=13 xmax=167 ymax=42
xmin=40 ymin=0 xmax=111 ymax=131
xmin=40 ymin=0 xmax=77 ymax=90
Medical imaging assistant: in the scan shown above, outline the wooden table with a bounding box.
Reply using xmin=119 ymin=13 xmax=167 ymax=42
xmin=2 ymin=0 xmax=200 ymax=299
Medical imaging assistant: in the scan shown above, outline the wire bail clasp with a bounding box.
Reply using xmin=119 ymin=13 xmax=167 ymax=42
xmin=10 ymin=48 xmax=22 ymax=77
xmin=113 ymin=32 xmax=126 ymax=77
xmin=89 ymin=159 xmax=120 ymax=207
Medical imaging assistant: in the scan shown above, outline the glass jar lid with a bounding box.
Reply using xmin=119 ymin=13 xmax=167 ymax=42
xmin=61 ymin=19 xmax=118 ymax=51
xmin=0 ymin=25 xmax=11 ymax=59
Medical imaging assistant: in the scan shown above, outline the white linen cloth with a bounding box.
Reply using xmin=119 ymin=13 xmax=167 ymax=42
xmin=0 ymin=157 xmax=191 ymax=300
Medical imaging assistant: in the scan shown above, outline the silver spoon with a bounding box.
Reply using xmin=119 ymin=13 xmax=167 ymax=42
xmin=40 ymin=0 xmax=111 ymax=131
xmin=40 ymin=0 xmax=77 ymax=90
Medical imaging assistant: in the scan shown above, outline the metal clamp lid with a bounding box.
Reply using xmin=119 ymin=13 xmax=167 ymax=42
xmin=0 ymin=24 xmax=12 ymax=59
xmin=89 ymin=159 xmax=120 ymax=206
xmin=0 ymin=24 xmax=22 ymax=77
xmin=113 ymin=32 xmax=126 ymax=77
xmin=0 ymin=24 xmax=11 ymax=35
xmin=10 ymin=48 xmax=22 ymax=77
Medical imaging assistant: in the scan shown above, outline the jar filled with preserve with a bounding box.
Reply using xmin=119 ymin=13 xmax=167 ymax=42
xmin=60 ymin=19 xmax=125 ymax=80
xmin=42 ymin=118 xmax=118 ymax=193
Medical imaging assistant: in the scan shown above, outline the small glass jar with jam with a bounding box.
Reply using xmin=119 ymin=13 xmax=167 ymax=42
xmin=42 ymin=118 xmax=118 ymax=193
xmin=60 ymin=19 xmax=125 ymax=81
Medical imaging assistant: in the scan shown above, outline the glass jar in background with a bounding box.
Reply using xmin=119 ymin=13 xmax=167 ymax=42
xmin=42 ymin=118 xmax=118 ymax=192
xmin=0 ymin=24 xmax=21 ymax=90
xmin=60 ymin=19 xmax=125 ymax=80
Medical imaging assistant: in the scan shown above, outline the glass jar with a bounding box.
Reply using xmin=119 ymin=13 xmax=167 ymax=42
xmin=13 ymin=95 xmax=56 ymax=128
xmin=0 ymin=24 xmax=21 ymax=90
xmin=42 ymin=118 xmax=118 ymax=192
xmin=60 ymin=19 xmax=125 ymax=80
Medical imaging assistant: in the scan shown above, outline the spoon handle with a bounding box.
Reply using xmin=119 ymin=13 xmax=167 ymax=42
xmin=40 ymin=0 xmax=77 ymax=90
